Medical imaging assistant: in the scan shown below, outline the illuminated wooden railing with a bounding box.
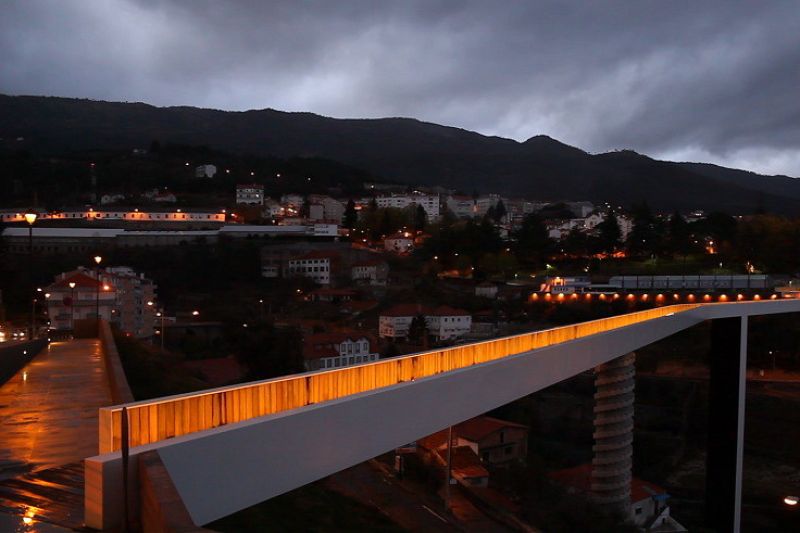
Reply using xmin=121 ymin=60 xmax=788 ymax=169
xmin=99 ymin=303 xmax=703 ymax=453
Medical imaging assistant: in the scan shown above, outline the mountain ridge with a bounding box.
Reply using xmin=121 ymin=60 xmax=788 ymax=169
xmin=1 ymin=94 xmax=797 ymax=214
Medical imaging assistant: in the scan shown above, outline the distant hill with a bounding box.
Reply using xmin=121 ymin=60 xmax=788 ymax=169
xmin=1 ymin=94 xmax=798 ymax=214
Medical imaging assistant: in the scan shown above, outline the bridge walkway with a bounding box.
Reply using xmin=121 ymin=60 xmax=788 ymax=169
xmin=0 ymin=338 xmax=112 ymax=530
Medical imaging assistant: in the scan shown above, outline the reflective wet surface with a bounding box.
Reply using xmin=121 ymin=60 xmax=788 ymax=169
xmin=0 ymin=340 xmax=111 ymax=478
xmin=0 ymin=339 xmax=113 ymax=529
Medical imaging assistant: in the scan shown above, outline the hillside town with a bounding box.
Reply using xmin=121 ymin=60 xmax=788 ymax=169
xmin=2 ymin=164 xmax=799 ymax=533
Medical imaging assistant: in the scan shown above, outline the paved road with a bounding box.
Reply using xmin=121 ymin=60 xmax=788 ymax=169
xmin=0 ymin=339 xmax=111 ymax=479
xmin=328 ymin=462 xmax=460 ymax=532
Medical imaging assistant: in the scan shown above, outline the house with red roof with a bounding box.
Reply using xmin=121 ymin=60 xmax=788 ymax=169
xmin=302 ymin=331 xmax=379 ymax=371
xmin=378 ymin=303 xmax=433 ymax=339
xmin=548 ymin=464 xmax=687 ymax=531
xmin=45 ymin=266 xmax=156 ymax=337
xmin=418 ymin=416 xmax=529 ymax=466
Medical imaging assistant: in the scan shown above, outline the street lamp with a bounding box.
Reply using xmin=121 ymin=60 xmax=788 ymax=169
xmin=25 ymin=210 xmax=37 ymax=338
xmin=68 ymin=281 xmax=76 ymax=331
xmin=94 ymin=255 xmax=102 ymax=331
xmin=31 ymin=288 xmax=42 ymax=340
xmin=153 ymin=307 xmax=166 ymax=352
xmin=24 ymin=210 xmax=37 ymax=251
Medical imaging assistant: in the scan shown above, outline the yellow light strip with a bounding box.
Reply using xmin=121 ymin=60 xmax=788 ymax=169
xmin=97 ymin=302 xmax=711 ymax=452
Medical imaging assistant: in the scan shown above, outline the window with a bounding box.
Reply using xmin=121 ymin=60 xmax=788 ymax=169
xmin=505 ymin=446 xmax=512 ymax=455
xmin=499 ymin=431 xmax=505 ymax=444
xmin=635 ymin=507 xmax=642 ymax=515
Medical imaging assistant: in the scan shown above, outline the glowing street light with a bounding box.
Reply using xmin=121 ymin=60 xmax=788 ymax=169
xmin=94 ymin=255 xmax=103 ymax=329
xmin=784 ymin=495 xmax=798 ymax=506
xmin=68 ymin=281 xmax=76 ymax=331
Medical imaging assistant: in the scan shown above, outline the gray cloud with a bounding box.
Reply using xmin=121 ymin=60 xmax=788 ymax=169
xmin=1 ymin=0 xmax=799 ymax=176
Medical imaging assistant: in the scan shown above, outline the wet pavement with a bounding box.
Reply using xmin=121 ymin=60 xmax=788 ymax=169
xmin=0 ymin=340 xmax=111 ymax=479
xmin=0 ymin=339 xmax=113 ymax=531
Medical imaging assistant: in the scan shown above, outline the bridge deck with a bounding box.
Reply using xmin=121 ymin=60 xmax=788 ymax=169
xmin=0 ymin=339 xmax=112 ymax=478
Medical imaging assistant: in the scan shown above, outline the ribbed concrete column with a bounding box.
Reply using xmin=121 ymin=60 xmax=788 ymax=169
xmin=592 ymin=352 xmax=635 ymax=517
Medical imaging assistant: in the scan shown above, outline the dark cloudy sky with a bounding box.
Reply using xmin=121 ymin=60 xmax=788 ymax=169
xmin=2 ymin=1 xmax=799 ymax=176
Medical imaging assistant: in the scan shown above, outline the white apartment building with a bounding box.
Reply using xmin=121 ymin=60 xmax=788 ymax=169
xmin=303 ymin=332 xmax=379 ymax=371
xmin=351 ymin=260 xmax=389 ymax=285
xmin=286 ymin=251 xmax=333 ymax=285
xmin=262 ymin=199 xmax=283 ymax=218
xmin=445 ymin=195 xmax=476 ymax=218
xmin=307 ymin=195 xmax=346 ymax=223
xmin=426 ymin=306 xmax=472 ymax=341
xmin=195 ymin=164 xmax=217 ymax=178
xmin=378 ymin=304 xmax=431 ymax=339
xmin=379 ymin=304 xmax=471 ymax=341
xmin=474 ymin=194 xmax=501 ymax=217
xmin=45 ymin=266 xmax=157 ymax=338
xmin=236 ymin=183 xmax=265 ymax=206
xmin=376 ymin=194 xmax=440 ymax=220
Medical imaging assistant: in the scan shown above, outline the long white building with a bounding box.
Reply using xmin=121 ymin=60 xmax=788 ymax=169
xmin=376 ymin=194 xmax=440 ymax=220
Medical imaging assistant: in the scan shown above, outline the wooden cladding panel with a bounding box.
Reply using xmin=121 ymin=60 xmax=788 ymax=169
xmin=99 ymin=303 xmax=704 ymax=453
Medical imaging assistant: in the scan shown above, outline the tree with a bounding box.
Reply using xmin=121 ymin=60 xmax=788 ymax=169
xmin=667 ymin=210 xmax=691 ymax=257
xmin=494 ymin=199 xmax=507 ymax=223
xmin=382 ymin=341 xmax=400 ymax=359
xmin=626 ymin=203 xmax=663 ymax=256
xmin=597 ymin=213 xmax=621 ymax=253
xmin=408 ymin=314 xmax=428 ymax=346
xmin=514 ymin=213 xmax=552 ymax=263
xmin=413 ymin=204 xmax=427 ymax=232
xmin=343 ymin=199 xmax=358 ymax=229
xmin=232 ymin=323 xmax=304 ymax=379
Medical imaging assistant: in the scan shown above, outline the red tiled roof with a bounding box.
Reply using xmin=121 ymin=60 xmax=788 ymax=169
xmin=380 ymin=303 xmax=432 ymax=317
xmin=456 ymin=416 xmax=527 ymax=441
xmin=340 ymin=300 xmax=379 ymax=313
xmin=48 ymin=272 xmax=103 ymax=290
xmin=418 ymin=416 xmax=527 ymax=449
xmin=548 ymin=464 xmax=666 ymax=503
xmin=447 ymin=446 xmax=489 ymax=479
xmin=429 ymin=305 xmax=470 ymax=317
xmin=293 ymin=250 xmax=338 ymax=261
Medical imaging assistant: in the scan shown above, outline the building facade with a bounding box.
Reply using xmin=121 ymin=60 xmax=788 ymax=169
xmin=286 ymin=251 xmax=334 ymax=285
xmin=425 ymin=306 xmax=472 ymax=341
xmin=303 ymin=332 xmax=379 ymax=371
xmin=376 ymin=194 xmax=440 ymax=219
xmin=236 ymin=184 xmax=265 ymax=206
xmin=45 ymin=266 xmax=157 ymax=338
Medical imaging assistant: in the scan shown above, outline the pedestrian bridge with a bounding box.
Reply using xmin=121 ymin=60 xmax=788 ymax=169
xmin=85 ymin=299 xmax=800 ymax=531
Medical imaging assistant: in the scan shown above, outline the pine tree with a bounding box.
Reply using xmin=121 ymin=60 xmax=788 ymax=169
xmin=343 ymin=199 xmax=358 ymax=229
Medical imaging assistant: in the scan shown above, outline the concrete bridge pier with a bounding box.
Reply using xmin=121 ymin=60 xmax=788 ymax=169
xmin=592 ymin=352 xmax=635 ymax=518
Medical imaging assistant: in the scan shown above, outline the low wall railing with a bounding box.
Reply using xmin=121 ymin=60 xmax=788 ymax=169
xmin=0 ymin=337 xmax=49 ymax=385
xmin=98 ymin=304 xmax=702 ymax=453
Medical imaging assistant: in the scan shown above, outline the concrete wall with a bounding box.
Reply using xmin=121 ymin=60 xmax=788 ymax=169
xmin=0 ymin=338 xmax=48 ymax=385
xmin=138 ymin=451 xmax=213 ymax=533
xmin=98 ymin=320 xmax=135 ymax=405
